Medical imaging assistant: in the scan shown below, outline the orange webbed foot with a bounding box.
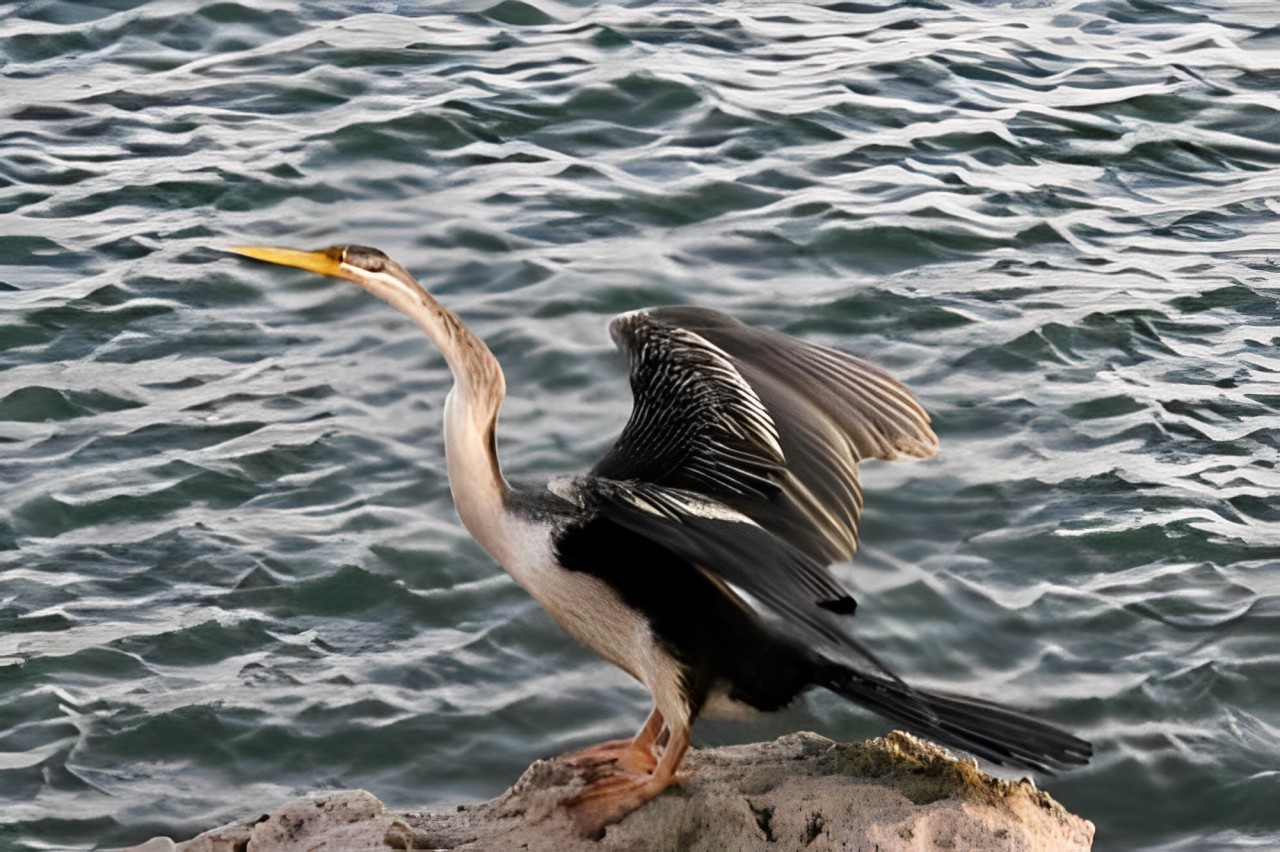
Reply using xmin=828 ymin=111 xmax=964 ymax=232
xmin=558 ymin=713 xmax=690 ymax=840
xmin=563 ymin=769 xmax=671 ymax=840
xmin=558 ymin=737 xmax=658 ymax=781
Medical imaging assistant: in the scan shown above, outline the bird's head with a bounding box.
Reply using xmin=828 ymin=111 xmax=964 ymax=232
xmin=229 ymin=244 xmax=455 ymax=337
xmin=228 ymin=244 xmax=417 ymax=295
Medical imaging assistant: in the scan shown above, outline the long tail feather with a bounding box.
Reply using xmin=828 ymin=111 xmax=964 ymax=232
xmin=822 ymin=667 xmax=1092 ymax=774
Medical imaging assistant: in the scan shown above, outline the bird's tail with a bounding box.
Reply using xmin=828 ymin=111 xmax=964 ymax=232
xmin=821 ymin=665 xmax=1092 ymax=774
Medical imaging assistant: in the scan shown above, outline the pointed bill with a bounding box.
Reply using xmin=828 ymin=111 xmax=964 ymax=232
xmin=227 ymin=245 xmax=346 ymax=278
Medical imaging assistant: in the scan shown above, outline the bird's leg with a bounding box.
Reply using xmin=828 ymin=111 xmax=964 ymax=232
xmin=563 ymin=719 xmax=690 ymax=840
xmin=620 ymin=705 xmax=665 ymax=774
xmin=556 ymin=706 xmax=664 ymax=775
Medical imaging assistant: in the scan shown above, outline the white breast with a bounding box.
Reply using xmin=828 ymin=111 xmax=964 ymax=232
xmin=490 ymin=514 xmax=690 ymax=731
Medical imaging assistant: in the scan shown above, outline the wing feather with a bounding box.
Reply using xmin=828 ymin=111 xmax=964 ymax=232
xmin=588 ymin=480 xmax=903 ymax=678
xmin=593 ymin=306 xmax=937 ymax=564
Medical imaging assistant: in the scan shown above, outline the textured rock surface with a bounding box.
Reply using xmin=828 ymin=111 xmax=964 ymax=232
xmin=129 ymin=731 xmax=1094 ymax=851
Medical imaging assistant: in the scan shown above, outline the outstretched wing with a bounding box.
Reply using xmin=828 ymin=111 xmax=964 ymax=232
xmin=592 ymin=306 xmax=938 ymax=564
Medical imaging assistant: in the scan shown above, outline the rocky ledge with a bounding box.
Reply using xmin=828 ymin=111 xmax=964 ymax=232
xmin=128 ymin=731 xmax=1093 ymax=851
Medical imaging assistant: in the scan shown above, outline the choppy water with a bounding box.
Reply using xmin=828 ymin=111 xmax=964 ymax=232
xmin=2 ymin=1 xmax=1278 ymax=849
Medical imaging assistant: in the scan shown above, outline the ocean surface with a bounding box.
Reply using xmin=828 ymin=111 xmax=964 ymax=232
xmin=2 ymin=1 xmax=1278 ymax=849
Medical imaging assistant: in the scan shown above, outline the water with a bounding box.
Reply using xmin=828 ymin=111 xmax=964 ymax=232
xmin=2 ymin=1 xmax=1278 ymax=849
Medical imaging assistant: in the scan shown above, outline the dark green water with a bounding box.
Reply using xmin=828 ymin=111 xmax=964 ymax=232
xmin=2 ymin=1 xmax=1278 ymax=849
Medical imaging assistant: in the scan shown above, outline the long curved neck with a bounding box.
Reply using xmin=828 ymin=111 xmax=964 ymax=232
xmin=425 ymin=302 xmax=511 ymax=556
xmin=440 ymin=339 xmax=510 ymax=557
xmin=371 ymin=281 xmax=512 ymax=557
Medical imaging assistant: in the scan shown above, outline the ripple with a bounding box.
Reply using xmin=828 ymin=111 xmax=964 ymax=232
xmin=4 ymin=0 xmax=1280 ymax=849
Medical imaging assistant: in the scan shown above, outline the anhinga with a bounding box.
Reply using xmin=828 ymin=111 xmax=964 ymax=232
xmin=230 ymin=244 xmax=1091 ymax=839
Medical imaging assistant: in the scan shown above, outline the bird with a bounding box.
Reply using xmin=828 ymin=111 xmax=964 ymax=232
xmin=229 ymin=243 xmax=1091 ymax=839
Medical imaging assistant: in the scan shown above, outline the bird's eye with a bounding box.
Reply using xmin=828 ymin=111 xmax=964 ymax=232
xmin=343 ymin=245 xmax=388 ymax=272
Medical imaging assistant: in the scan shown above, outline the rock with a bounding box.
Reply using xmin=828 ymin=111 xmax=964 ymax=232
xmin=126 ymin=731 xmax=1093 ymax=851
xmin=153 ymin=790 xmax=392 ymax=852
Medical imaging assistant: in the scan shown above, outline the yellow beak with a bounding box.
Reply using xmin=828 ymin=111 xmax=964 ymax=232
xmin=227 ymin=245 xmax=346 ymax=279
